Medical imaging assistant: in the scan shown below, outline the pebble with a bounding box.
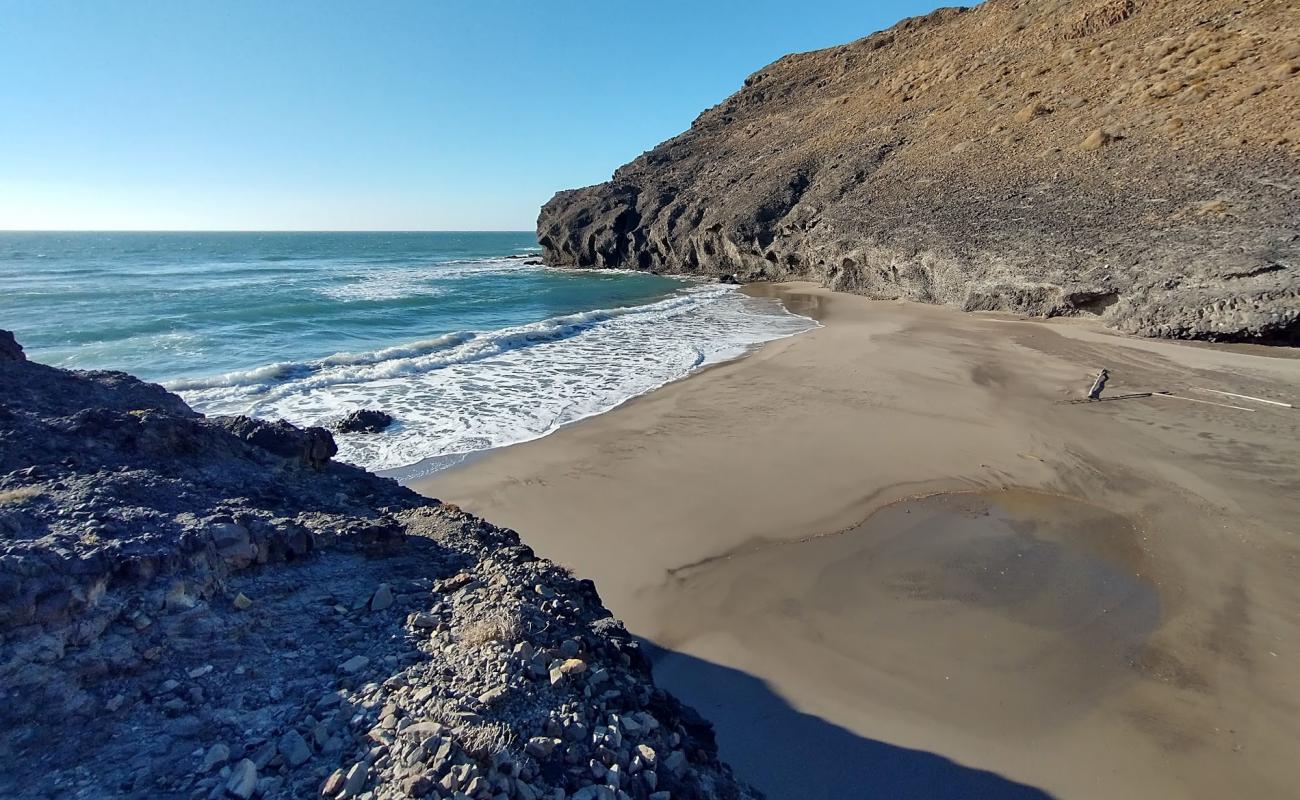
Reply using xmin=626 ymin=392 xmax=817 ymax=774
xmin=278 ymin=729 xmax=313 ymax=767
xmin=525 ymin=737 xmax=558 ymax=759
xmin=409 ymin=612 xmax=439 ymax=629
xmin=200 ymin=742 xmax=230 ymax=772
xmin=223 ymin=759 xmax=257 ymax=800
xmin=340 ymin=655 xmax=370 ymax=675
xmin=340 ymin=761 xmax=369 ymax=798
xmin=162 ymin=697 xmax=187 ymax=714
xmin=402 ymin=773 xmax=434 ymax=797
xmin=548 ymin=658 xmax=587 ymax=685
xmin=370 ymin=583 xmax=394 ymax=612
xmin=399 ymin=721 xmax=445 ymax=739
xmin=251 ymin=741 xmax=278 ymax=770
xmin=321 ymin=768 xmax=346 ymax=797
xmin=662 ymin=750 xmax=687 ymax=777
xmin=635 ymin=744 xmax=656 ymax=767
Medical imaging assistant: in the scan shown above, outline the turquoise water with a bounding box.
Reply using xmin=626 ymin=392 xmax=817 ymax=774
xmin=1 ymin=231 xmax=814 ymax=472
xmin=1 ymin=231 xmax=674 ymax=381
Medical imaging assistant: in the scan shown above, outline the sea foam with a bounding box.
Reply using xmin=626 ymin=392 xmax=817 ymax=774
xmin=178 ymin=282 xmax=815 ymax=473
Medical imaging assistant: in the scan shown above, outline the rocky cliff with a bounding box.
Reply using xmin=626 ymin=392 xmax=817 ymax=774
xmin=0 ymin=331 xmax=757 ymax=800
xmin=538 ymin=0 xmax=1300 ymax=343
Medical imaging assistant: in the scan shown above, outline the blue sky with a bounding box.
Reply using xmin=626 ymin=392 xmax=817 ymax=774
xmin=1 ymin=1 xmax=943 ymax=231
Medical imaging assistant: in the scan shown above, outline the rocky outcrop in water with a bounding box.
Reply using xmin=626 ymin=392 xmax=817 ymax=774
xmin=0 ymin=331 xmax=757 ymax=800
xmin=538 ymin=0 xmax=1300 ymax=343
xmin=335 ymin=409 xmax=395 ymax=435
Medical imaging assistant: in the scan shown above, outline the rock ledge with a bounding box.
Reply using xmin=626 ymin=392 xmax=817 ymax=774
xmin=538 ymin=0 xmax=1299 ymax=343
xmin=0 ymin=330 xmax=758 ymax=800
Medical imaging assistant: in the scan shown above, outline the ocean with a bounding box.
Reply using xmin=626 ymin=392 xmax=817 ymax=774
xmin=0 ymin=231 xmax=815 ymax=475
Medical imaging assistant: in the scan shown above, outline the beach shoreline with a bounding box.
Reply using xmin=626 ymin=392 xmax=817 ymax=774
xmin=412 ymin=282 xmax=1300 ymax=799
xmin=377 ymin=283 xmax=816 ymax=484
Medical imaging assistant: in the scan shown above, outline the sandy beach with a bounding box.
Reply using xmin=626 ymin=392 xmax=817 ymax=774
xmin=414 ymin=283 xmax=1300 ymax=799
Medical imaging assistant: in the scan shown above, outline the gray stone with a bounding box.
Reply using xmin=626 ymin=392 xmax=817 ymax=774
xmin=401 ymin=720 xmax=446 ymax=739
xmin=430 ymin=738 xmax=455 ymax=771
xmin=340 ymin=655 xmax=369 ymax=674
xmin=525 ymin=737 xmax=557 ymax=759
xmin=548 ymin=658 xmax=586 ymax=685
xmin=321 ymin=768 xmax=346 ymax=797
xmin=200 ymin=743 xmax=230 ymax=772
xmin=370 ymin=583 xmax=393 ymax=612
xmin=635 ymin=744 xmax=656 ymax=768
xmin=340 ymin=761 xmax=369 ymax=798
xmin=224 ymin=758 xmax=257 ymax=800
xmin=662 ymin=750 xmax=687 ymax=777
xmin=402 ymin=773 xmax=434 ymax=797
xmin=249 ymin=741 xmax=278 ymax=771
xmin=409 ymin=612 xmax=439 ymax=629
xmin=278 ymin=729 xmax=313 ymax=767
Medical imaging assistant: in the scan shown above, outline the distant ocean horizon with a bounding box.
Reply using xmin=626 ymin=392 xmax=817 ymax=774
xmin=1 ymin=231 xmax=815 ymax=474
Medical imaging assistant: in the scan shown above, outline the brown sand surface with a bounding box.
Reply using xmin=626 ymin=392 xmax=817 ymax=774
xmin=414 ymin=283 xmax=1300 ymax=799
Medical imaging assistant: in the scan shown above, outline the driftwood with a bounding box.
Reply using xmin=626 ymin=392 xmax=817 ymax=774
xmin=1151 ymin=392 xmax=1255 ymax=412
xmin=1062 ymin=392 xmax=1151 ymax=405
xmin=1193 ymin=388 xmax=1294 ymax=409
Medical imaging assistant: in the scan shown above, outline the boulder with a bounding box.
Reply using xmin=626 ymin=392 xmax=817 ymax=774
xmin=225 ymin=759 xmax=258 ymax=799
xmin=536 ymin=2 xmax=1300 ymax=344
xmin=278 ymin=729 xmax=313 ymax=767
xmin=334 ymin=409 xmax=394 ymax=434
xmin=213 ymin=415 xmax=338 ymax=468
xmin=0 ymin=331 xmax=25 ymax=363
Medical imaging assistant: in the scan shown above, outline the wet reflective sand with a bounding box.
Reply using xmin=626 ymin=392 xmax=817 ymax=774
xmin=651 ymin=491 xmax=1162 ymax=783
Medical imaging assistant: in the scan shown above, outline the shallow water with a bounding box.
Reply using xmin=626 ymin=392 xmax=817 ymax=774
xmin=825 ymin=490 xmax=1161 ymax=657
xmin=650 ymin=489 xmax=1161 ymax=797
xmin=668 ymin=489 xmax=1160 ymax=669
xmin=0 ymin=231 xmax=815 ymax=470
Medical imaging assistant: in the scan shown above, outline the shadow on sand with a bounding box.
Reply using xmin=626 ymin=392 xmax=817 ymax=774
xmin=642 ymin=641 xmax=1055 ymax=800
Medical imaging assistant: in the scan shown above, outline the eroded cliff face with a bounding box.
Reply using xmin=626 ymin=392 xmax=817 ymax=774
xmin=538 ymin=0 xmax=1300 ymax=343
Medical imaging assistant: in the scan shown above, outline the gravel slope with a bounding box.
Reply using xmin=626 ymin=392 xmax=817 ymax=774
xmin=0 ymin=331 xmax=758 ymax=800
xmin=538 ymin=0 xmax=1299 ymax=343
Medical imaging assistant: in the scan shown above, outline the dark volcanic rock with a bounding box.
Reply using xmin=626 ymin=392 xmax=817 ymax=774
xmin=214 ymin=414 xmax=339 ymax=468
xmin=0 ymin=334 xmax=759 ymax=800
xmin=334 ymin=408 xmax=394 ymax=434
xmin=538 ymin=1 xmax=1300 ymax=343
xmin=0 ymin=330 xmax=23 ymax=362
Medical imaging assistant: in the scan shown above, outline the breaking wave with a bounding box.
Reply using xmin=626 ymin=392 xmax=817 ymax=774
xmin=177 ymin=283 xmax=816 ymax=472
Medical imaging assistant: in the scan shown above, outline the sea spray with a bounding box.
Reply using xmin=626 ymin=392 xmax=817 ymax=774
xmin=0 ymin=231 xmax=816 ymax=474
xmin=181 ymin=283 xmax=815 ymax=472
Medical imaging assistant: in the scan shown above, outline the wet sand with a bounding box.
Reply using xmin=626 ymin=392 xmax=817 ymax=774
xmin=414 ymin=283 xmax=1300 ymax=799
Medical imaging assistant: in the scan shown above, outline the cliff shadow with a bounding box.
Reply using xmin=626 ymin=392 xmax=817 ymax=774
xmin=641 ymin=640 xmax=1055 ymax=800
